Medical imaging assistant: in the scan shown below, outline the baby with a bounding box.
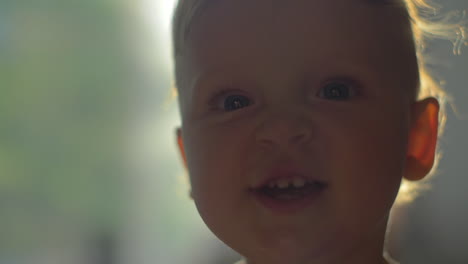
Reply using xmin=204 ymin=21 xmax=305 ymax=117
xmin=170 ymin=0 xmax=464 ymax=263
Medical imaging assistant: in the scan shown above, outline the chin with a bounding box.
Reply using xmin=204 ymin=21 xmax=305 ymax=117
xmin=241 ymin=239 xmax=319 ymax=264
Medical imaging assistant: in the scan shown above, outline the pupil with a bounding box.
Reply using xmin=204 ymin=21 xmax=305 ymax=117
xmin=326 ymin=84 xmax=349 ymax=99
xmin=225 ymin=95 xmax=249 ymax=111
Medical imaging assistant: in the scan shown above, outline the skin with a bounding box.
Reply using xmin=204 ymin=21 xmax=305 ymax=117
xmin=175 ymin=0 xmax=439 ymax=263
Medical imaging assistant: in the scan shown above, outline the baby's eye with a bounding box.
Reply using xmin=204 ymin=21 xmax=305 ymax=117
xmin=208 ymin=88 xmax=252 ymax=112
xmin=223 ymin=94 xmax=251 ymax=111
xmin=318 ymin=81 xmax=357 ymax=100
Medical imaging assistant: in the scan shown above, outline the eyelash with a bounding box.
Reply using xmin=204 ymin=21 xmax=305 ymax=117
xmin=209 ymin=81 xmax=359 ymax=112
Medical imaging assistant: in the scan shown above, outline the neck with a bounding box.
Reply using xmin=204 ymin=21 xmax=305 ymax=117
xmin=244 ymin=218 xmax=395 ymax=264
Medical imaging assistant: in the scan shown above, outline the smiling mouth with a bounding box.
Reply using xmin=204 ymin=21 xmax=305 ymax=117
xmin=249 ymin=180 xmax=327 ymax=214
xmin=252 ymin=180 xmax=327 ymax=200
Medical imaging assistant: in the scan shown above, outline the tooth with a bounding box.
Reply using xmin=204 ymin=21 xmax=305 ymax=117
xmin=276 ymin=179 xmax=290 ymax=189
xmin=292 ymin=178 xmax=305 ymax=188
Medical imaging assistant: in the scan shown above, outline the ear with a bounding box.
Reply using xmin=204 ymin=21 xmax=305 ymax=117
xmin=176 ymin=127 xmax=193 ymax=199
xmin=404 ymin=97 xmax=440 ymax=181
xmin=176 ymin=127 xmax=188 ymax=169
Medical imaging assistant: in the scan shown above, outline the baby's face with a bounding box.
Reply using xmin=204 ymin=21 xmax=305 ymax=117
xmin=177 ymin=0 xmax=418 ymax=263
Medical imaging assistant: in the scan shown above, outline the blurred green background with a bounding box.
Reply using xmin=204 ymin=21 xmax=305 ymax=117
xmin=0 ymin=1 xmax=467 ymax=264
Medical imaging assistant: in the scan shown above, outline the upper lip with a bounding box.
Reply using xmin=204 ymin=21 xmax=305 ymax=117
xmin=250 ymin=163 xmax=325 ymax=190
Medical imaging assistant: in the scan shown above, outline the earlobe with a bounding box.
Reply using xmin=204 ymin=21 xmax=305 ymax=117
xmin=404 ymin=97 xmax=440 ymax=181
xmin=176 ymin=127 xmax=188 ymax=169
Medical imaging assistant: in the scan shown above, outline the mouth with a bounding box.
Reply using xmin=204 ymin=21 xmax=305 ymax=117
xmin=251 ymin=178 xmax=327 ymax=200
xmin=254 ymin=179 xmax=327 ymax=200
xmin=249 ymin=177 xmax=327 ymax=214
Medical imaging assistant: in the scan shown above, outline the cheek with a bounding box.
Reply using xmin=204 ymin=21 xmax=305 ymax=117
xmin=183 ymin=121 xmax=251 ymax=198
xmin=328 ymin=109 xmax=409 ymax=217
xmin=182 ymin=122 xmax=254 ymax=241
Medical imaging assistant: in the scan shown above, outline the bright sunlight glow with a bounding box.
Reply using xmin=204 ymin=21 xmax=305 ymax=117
xmin=143 ymin=0 xmax=178 ymax=34
xmin=140 ymin=0 xmax=179 ymax=80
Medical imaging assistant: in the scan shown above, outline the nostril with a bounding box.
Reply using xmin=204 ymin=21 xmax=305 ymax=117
xmin=292 ymin=134 xmax=304 ymax=141
xmin=290 ymin=131 xmax=310 ymax=144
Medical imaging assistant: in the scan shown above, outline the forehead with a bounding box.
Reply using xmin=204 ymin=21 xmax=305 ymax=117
xmin=180 ymin=0 xmax=408 ymax=51
xmin=186 ymin=0 xmax=411 ymax=59
xmin=177 ymin=0 xmax=417 ymax=99
xmin=174 ymin=0 xmax=403 ymax=50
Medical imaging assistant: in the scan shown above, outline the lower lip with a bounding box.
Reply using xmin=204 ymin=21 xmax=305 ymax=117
xmin=250 ymin=186 xmax=325 ymax=215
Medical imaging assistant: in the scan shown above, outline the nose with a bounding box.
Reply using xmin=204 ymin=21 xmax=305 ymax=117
xmin=255 ymin=110 xmax=312 ymax=149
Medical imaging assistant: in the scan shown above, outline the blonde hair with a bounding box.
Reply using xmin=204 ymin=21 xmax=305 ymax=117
xmin=395 ymin=0 xmax=466 ymax=203
xmin=170 ymin=0 xmax=467 ymax=204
